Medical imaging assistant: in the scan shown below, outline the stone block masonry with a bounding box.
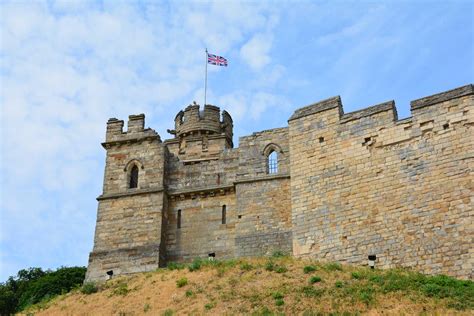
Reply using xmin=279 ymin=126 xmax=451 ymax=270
xmin=289 ymin=85 xmax=473 ymax=279
xmin=86 ymin=84 xmax=473 ymax=282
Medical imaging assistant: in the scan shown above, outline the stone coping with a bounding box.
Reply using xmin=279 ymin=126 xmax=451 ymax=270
xmin=240 ymin=127 xmax=288 ymax=140
xmin=97 ymin=187 xmax=164 ymax=201
xmin=167 ymin=184 xmax=234 ymax=196
xmin=102 ymin=135 xmax=161 ymax=148
xmin=411 ymin=84 xmax=473 ymax=110
xmin=234 ymin=173 xmax=290 ymax=184
xmin=340 ymin=100 xmax=397 ymax=123
xmin=288 ymin=96 xmax=342 ymax=122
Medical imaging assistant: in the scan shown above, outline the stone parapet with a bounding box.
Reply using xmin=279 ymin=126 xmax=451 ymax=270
xmin=105 ymin=114 xmax=161 ymax=144
xmin=411 ymin=84 xmax=473 ymax=110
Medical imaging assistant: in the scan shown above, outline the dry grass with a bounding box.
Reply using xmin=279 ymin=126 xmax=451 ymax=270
xmin=22 ymin=256 xmax=473 ymax=315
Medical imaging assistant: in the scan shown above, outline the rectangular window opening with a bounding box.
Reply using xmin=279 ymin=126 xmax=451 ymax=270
xmin=177 ymin=209 xmax=182 ymax=229
xmin=222 ymin=205 xmax=227 ymax=224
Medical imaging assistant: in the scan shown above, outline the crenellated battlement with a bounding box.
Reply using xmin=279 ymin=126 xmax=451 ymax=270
xmin=289 ymin=84 xmax=473 ymax=127
xmin=170 ymin=102 xmax=234 ymax=147
xmin=104 ymin=114 xmax=160 ymax=147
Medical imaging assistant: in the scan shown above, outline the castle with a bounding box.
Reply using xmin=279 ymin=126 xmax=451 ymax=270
xmin=85 ymin=84 xmax=473 ymax=282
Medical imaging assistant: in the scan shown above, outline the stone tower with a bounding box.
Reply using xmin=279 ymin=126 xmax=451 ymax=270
xmin=166 ymin=103 xmax=233 ymax=159
xmin=85 ymin=114 xmax=166 ymax=281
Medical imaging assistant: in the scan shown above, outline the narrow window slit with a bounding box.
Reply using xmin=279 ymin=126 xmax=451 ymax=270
xmin=222 ymin=205 xmax=227 ymax=224
xmin=129 ymin=165 xmax=139 ymax=188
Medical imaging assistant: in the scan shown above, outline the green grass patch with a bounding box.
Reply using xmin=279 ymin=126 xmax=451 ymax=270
xmin=176 ymin=277 xmax=188 ymax=288
xmin=252 ymin=306 xmax=273 ymax=316
xmin=271 ymin=291 xmax=284 ymax=300
xmin=324 ymin=262 xmax=343 ymax=271
xmin=240 ymin=263 xmax=254 ymax=271
xmin=167 ymin=262 xmax=185 ymax=270
xmin=188 ymin=258 xmax=203 ymax=272
xmin=275 ymin=266 xmax=288 ymax=273
xmin=303 ymin=265 xmax=317 ymax=274
xmin=275 ymin=298 xmax=284 ymax=306
xmin=143 ymin=303 xmax=151 ymax=312
xmin=271 ymin=250 xmax=287 ymax=258
xmin=80 ymin=282 xmax=98 ymax=294
xmin=204 ymin=302 xmax=216 ymax=310
xmin=309 ymin=276 xmax=322 ymax=284
xmin=301 ymin=286 xmax=324 ymax=298
xmin=111 ymin=282 xmax=129 ymax=296
xmin=265 ymin=261 xmax=275 ymax=272
xmin=162 ymin=309 xmax=173 ymax=316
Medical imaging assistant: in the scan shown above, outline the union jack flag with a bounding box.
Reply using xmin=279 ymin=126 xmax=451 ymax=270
xmin=207 ymin=52 xmax=228 ymax=67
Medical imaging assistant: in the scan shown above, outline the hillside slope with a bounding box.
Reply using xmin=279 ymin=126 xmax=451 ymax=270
xmin=25 ymin=256 xmax=473 ymax=315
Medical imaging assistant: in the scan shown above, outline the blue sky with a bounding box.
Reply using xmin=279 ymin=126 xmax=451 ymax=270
xmin=0 ymin=0 xmax=472 ymax=281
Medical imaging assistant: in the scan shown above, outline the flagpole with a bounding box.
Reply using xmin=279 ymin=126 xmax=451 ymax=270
xmin=204 ymin=48 xmax=208 ymax=106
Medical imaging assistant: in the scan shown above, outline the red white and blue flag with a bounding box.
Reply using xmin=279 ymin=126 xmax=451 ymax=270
xmin=207 ymin=52 xmax=228 ymax=67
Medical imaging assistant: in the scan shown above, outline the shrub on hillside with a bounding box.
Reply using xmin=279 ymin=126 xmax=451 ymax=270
xmin=324 ymin=262 xmax=342 ymax=271
xmin=303 ymin=265 xmax=317 ymax=274
xmin=81 ymin=282 xmax=98 ymax=294
xmin=309 ymin=276 xmax=322 ymax=284
xmin=188 ymin=258 xmax=202 ymax=272
xmin=0 ymin=266 xmax=86 ymax=314
xmin=167 ymin=262 xmax=185 ymax=270
xmin=176 ymin=277 xmax=188 ymax=288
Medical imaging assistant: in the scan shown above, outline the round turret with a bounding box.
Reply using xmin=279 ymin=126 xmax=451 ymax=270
xmin=173 ymin=102 xmax=232 ymax=140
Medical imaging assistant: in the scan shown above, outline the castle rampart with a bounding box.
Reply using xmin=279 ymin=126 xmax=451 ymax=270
xmin=86 ymin=84 xmax=473 ymax=282
xmin=289 ymin=84 xmax=473 ymax=278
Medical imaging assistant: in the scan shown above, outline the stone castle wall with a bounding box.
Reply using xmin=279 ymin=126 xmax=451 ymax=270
xmin=86 ymin=84 xmax=473 ymax=282
xmin=234 ymin=127 xmax=293 ymax=257
xmin=288 ymin=85 xmax=473 ymax=279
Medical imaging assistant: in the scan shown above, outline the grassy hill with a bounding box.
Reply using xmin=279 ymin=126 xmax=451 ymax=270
xmin=24 ymin=254 xmax=473 ymax=315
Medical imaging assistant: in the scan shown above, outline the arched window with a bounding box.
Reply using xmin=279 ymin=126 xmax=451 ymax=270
xmin=129 ymin=165 xmax=139 ymax=188
xmin=222 ymin=205 xmax=227 ymax=224
xmin=177 ymin=209 xmax=182 ymax=229
xmin=268 ymin=151 xmax=278 ymax=174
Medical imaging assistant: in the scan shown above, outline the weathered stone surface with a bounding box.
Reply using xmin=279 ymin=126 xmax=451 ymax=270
xmin=86 ymin=85 xmax=473 ymax=282
xmin=289 ymin=85 xmax=473 ymax=279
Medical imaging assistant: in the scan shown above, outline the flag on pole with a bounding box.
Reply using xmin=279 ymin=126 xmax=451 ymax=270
xmin=207 ymin=52 xmax=228 ymax=67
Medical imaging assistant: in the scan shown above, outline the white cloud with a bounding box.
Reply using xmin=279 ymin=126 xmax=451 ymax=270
xmin=240 ymin=33 xmax=273 ymax=71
